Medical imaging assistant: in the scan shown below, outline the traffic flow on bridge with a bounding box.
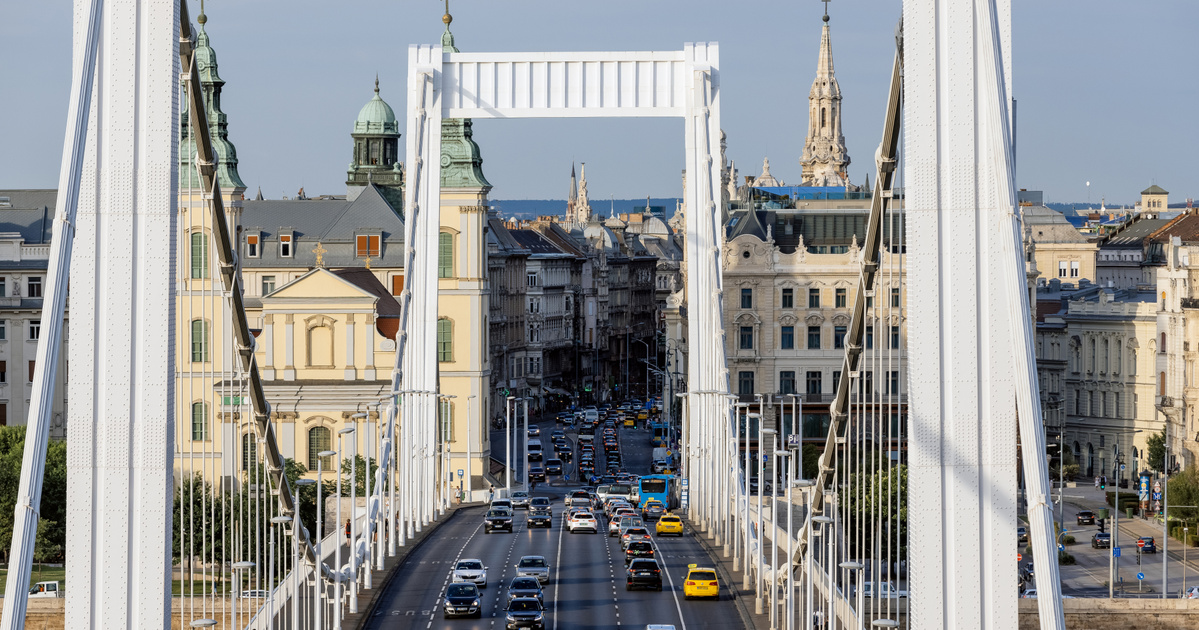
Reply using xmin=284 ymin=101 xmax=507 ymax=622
xmin=364 ymin=399 xmax=743 ymax=630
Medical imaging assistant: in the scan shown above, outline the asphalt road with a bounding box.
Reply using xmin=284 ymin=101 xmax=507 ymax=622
xmin=365 ymin=415 xmax=744 ymax=629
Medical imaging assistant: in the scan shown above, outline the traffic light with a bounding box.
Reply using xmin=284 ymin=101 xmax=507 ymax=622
xmin=1100 ymin=478 xmax=1106 ymax=490
xmin=1097 ymin=518 xmax=1105 ymax=533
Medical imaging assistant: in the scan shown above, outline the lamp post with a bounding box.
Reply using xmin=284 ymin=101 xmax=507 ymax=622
xmin=231 ymin=561 xmax=255 ymax=630
xmin=349 ymin=411 xmax=368 ymax=600
xmin=522 ymin=397 xmax=530 ymax=491
xmin=505 ymin=396 xmax=516 ymax=497
xmin=269 ymin=515 xmax=292 ymax=630
xmin=839 ymin=561 xmax=864 ymax=630
xmin=294 ymin=478 xmax=316 ymax=627
xmin=632 ymin=337 xmax=652 ymax=399
xmin=743 ymin=408 xmax=757 ymax=576
xmin=812 ymin=514 xmax=834 ymax=630
xmin=334 ymin=426 xmax=354 ymax=630
xmin=1184 ymin=526 xmax=1189 ymax=597
xmin=794 ymin=479 xmax=814 ymax=630
xmin=758 ymin=427 xmax=777 ymax=614
xmin=676 ymin=392 xmax=691 ymax=521
xmin=467 ymin=394 xmax=477 ymax=503
xmin=315 ymin=449 xmax=336 ymax=629
xmin=770 ymin=442 xmax=783 ymax=630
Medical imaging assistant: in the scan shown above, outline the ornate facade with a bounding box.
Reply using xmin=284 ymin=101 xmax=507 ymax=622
xmin=799 ymin=11 xmax=850 ymax=187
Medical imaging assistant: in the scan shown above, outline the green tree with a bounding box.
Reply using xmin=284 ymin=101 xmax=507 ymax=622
xmin=33 ymin=517 xmax=61 ymax=578
xmin=842 ymin=464 xmax=909 ymax=559
xmin=1166 ymin=466 xmax=1199 ymax=523
xmin=1146 ymin=430 xmax=1166 ymax=473
xmin=339 ymin=455 xmax=379 ymax=498
xmin=0 ymin=426 xmax=67 ymax=565
xmin=801 ymin=444 xmax=820 ymax=480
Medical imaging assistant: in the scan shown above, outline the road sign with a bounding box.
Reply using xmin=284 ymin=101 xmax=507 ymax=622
xmin=1017 ymin=553 xmax=1022 ymax=561
xmin=1058 ymin=544 xmax=1064 ymax=551
xmin=1137 ymin=539 xmax=1146 ymax=548
xmin=1113 ymin=547 xmax=1121 ymax=557
xmin=1137 ymin=572 xmax=1145 ymax=581
xmin=1120 ymin=464 xmax=1127 ymax=471
xmin=666 ymin=450 xmax=673 ymax=457
xmin=787 ymin=434 xmax=801 ymax=447
xmin=1152 ymin=492 xmax=1162 ymax=501
xmin=1155 ymin=481 xmax=1162 ymax=492
xmin=680 ymin=479 xmax=689 ymax=487
xmin=457 ymin=469 xmax=464 ymax=479
xmin=763 ymin=454 xmax=769 ymax=462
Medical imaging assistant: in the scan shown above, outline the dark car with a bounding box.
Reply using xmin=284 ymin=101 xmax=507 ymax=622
xmin=1077 ymin=510 xmax=1096 ymax=525
xmin=505 ymin=597 xmax=546 ymax=630
xmin=1091 ymin=532 xmax=1111 ymax=549
xmin=625 ymin=558 xmax=663 ymax=591
xmin=1019 ymin=562 xmax=1034 ymax=584
xmin=530 ymin=497 xmax=551 ymax=509
xmin=545 ymin=459 xmax=563 ymax=475
xmin=528 ymin=507 xmax=553 ymax=528
xmin=505 ymin=577 xmax=544 ymax=605
xmin=1138 ymin=537 xmax=1157 ymax=553
xmin=624 ymin=541 xmax=656 ymax=565
xmin=485 ymin=509 xmax=513 ymax=533
xmin=443 ymin=583 xmax=482 ymax=618
xmin=529 ymin=466 xmax=546 ymax=483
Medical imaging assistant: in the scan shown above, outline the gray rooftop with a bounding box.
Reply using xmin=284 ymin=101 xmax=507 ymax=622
xmin=0 ymin=190 xmax=57 ymax=244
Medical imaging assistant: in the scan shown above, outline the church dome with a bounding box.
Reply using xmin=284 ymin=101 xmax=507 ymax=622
xmin=354 ymin=81 xmax=399 ymax=135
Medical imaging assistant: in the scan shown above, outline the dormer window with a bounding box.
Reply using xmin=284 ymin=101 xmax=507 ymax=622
xmin=280 ymin=232 xmax=293 ymax=258
xmin=246 ymin=233 xmax=260 ymax=258
xmin=356 ymin=234 xmax=381 ymax=258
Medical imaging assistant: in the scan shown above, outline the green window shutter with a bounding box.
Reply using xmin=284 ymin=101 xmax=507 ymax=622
xmin=438 ymin=233 xmax=453 ymax=278
xmin=190 ymin=232 xmax=208 ymax=279
xmin=191 ymin=319 xmax=208 ymax=362
xmin=309 ymin=427 xmax=332 ymax=469
xmin=191 ymin=402 xmax=206 ymax=441
xmin=437 ymin=319 xmax=453 ymax=362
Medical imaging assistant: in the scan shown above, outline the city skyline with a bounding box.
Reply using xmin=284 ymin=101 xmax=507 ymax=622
xmin=2 ymin=0 xmax=1195 ymax=205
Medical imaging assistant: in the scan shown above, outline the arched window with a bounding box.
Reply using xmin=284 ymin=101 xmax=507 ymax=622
xmin=1160 ymin=371 xmax=1166 ymax=396
xmin=1129 ymin=348 xmax=1137 ymax=375
xmin=308 ymin=426 xmax=333 ymax=470
xmin=190 ymin=231 xmax=209 ymax=279
xmin=190 ymin=402 xmax=207 ymax=441
xmin=307 ymin=322 xmax=334 ymax=367
xmin=438 ymin=318 xmax=453 ymax=362
xmin=438 ymin=232 xmax=454 ymax=278
xmin=1160 ymin=332 xmax=1167 ymax=351
xmin=820 ymin=107 xmax=827 ymax=128
xmin=190 ymin=319 xmax=209 ymax=363
xmin=242 ymin=433 xmax=257 ymax=472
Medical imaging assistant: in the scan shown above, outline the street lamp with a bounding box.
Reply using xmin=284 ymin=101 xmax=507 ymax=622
xmin=758 ymin=427 xmax=777 ymax=615
xmin=335 ymin=426 xmax=354 ymax=629
xmin=793 ymin=479 xmax=815 ymax=630
xmin=466 ymin=394 xmax=477 ymax=503
xmin=269 ymin=515 xmax=292 ymax=630
xmin=231 ymin=561 xmax=255 ymax=630
xmin=505 ymin=396 xmax=519 ymax=497
xmin=349 ymin=411 xmax=368 ymax=603
xmin=839 ymin=561 xmax=864 ymax=630
xmin=294 ymin=478 xmax=316 ymax=626
xmin=812 ymin=514 xmax=834 ymax=630
xmin=775 ymin=449 xmax=796 ymax=630
xmin=315 ymin=449 xmax=336 ymax=629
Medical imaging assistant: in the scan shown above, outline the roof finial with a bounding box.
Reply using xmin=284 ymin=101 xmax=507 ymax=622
xmin=822 ymin=0 xmax=831 ymax=22
xmin=198 ymin=0 xmax=207 ymax=25
xmin=443 ymin=0 xmax=452 ymax=26
xmin=374 ymin=74 xmax=379 ymax=94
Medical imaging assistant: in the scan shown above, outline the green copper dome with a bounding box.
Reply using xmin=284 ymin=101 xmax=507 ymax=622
xmin=355 ymin=80 xmax=399 ymax=135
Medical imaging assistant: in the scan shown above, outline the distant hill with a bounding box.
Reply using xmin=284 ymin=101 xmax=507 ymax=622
xmin=491 ymin=198 xmax=682 ymax=221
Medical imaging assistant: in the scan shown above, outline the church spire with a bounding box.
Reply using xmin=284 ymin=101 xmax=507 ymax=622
xmin=441 ymin=0 xmax=458 ymax=53
xmin=437 ymin=2 xmax=490 ymax=190
xmin=799 ymin=3 xmax=850 ymax=186
xmin=181 ymin=4 xmax=246 ymax=191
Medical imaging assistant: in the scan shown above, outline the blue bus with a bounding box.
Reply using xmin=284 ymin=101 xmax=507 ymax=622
xmin=649 ymin=421 xmax=669 ymax=447
xmin=637 ymin=474 xmax=677 ymax=509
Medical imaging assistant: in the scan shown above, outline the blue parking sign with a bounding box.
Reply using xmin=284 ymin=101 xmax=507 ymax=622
xmin=1137 ymin=572 xmax=1145 ymax=581
xmin=1113 ymin=547 xmax=1121 ymax=557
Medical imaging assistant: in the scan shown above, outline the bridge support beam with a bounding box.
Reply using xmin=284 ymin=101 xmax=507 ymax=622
xmin=905 ymin=1 xmax=1064 ymax=628
xmin=64 ymin=1 xmax=179 ymax=627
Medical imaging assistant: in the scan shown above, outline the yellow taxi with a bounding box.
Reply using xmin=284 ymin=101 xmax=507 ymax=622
xmin=655 ymin=513 xmax=684 ymax=536
xmin=624 ymin=416 xmax=636 ymax=427
xmin=683 ymin=564 xmax=720 ymax=600
xmin=637 ymin=410 xmax=649 ymax=421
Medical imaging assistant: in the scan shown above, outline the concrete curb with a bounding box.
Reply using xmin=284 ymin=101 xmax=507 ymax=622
xmin=686 ymin=518 xmax=760 ymax=630
xmin=351 ymin=505 xmax=473 ymax=630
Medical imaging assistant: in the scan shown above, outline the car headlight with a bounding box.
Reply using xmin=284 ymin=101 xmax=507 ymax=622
xmin=507 ymin=614 xmax=517 ymax=622
xmin=472 ymin=599 xmax=480 ymax=606
xmin=444 ymin=599 xmax=453 ymax=607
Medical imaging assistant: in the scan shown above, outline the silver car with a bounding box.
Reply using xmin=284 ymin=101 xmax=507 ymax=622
xmin=515 ymin=555 xmax=550 ymax=584
xmin=452 ymin=558 xmax=488 ymax=588
xmin=511 ymin=491 xmax=531 ymax=509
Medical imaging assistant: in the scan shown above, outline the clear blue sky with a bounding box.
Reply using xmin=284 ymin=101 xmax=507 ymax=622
xmin=2 ymin=1 xmax=1195 ymax=205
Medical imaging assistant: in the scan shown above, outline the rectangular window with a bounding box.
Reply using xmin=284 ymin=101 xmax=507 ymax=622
xmin=780 ymin=371 xmax=796 ymax=395
xmin=888 ymin=370 xmax=900 ymax=394
xmin=834 ymin=326 xmax=847 ymax=349
xmin=806 ymin=371 xmax=822 ymax=396
xmin=279 ymin=233 xmax=293 ymax=258
xmin=862 ymin=371 xmax=873 ymax=395
xmin=1070 ymin=261 xmax=1080 ymax=278
xmin=0 ymin=360 xmax=6 ymax=383
xmin=833 ymin=370 xmax=842 ymax=390
xmin=28 ymin=360 xmax=35 ymax=383
xmin=738 ymin=371 xmax=755 ymax=396
xmin=356 ymin=234 xmax=381 ymax=257
xmin=0 ymin=277 xmax=6 ymax=296
xmin=526 ymin=272 xmax=538 ymax=287
xmin=0 ymin=403 xmax=6 ymax=426
xmin=27 ymin=276 xmax=42 ymax=298
xmin=835 ymin=288 xmax=846 ymax=308
xmin=189 ymin=233 xmax=208 ymax=279
xmin=808 ymin=288 xmax=820 ymax=308
xmin=439 ymin=233 xmax=454 ymax=278
xmin=1058 ymin=261 xmax=1068 ymax=278
xmin=781 ymin=288 xmax=794 ymax=309
xmin=865 ymin=325 xmax=874 ymax=349
xmin=890 ymin=325 xmax=900 ymax=349
xmin=891 ymin=287 xmax=901 ymax=307
xmin=0 ymin=320 xmax=5 ymax=340
xmin=191 ymin=320 xmax=208 ymax=363
xmin=807 ymin=326 xmax=821 ymax=349
xmin=1113 ymin=392 xmax=1120 ymax=418
xmin=437 ymin=319 xmax=453 ymax=362
xmin=392 ymin=275 xmax=405 ymax=296
xmin=780 ymin=326 xmax=794 ymax=350
xmin=261 ymin=275 xmax=276 ymax=296
xmin=246 ymin=234 xmax=260 ymax=258
xmin=740 ymin=288 xmax=753 ymax=309
xmin=29 ymin=320 xmax=40 ymax=341
xmin=739 ymin=326 xmax=753 ymax=350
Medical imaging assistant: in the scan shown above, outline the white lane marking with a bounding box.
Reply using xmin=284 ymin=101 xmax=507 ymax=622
xmin=551 ymin=501 xmax=566 ymax=630
xmin=648 ymin=531 xmax=689 ymax=630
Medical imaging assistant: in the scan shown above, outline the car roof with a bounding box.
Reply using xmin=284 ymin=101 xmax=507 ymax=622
xmin=519 ymin=555 xmax=547 ymax=561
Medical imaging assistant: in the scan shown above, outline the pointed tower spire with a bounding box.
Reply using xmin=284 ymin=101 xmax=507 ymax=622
xmin=800 ymin=3 xmax=850 ymax=186
xmin=441 ymin=0 xmax=458 ymax=53
xmin=577 ymin=163 xmax=591 ymax=224
xmin=569 ymin=163 xmax=578 ymax=202
xmin=181 ymin=2 xmax=245 ymax=191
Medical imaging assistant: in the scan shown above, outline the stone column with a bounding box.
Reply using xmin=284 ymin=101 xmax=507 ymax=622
xmin=345 ymin=313 xmax=357 ymax=380
xmin=284 ymin=313 xmax=295 ymax=381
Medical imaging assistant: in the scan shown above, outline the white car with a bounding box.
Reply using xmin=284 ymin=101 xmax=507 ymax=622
xmin=568 ymin=510 xmax=598 ymax=534
xmin=1183 ymin=586 xmax=1199 ymax=599
xmin=511 ymin=491 xmax=531 ymax=509
xmin=515 ymin=555 xmax=551 ymax=584
xmin=452 ymin=558 xmax=488 ymax=588
xmin=856 ymin=581 xmax=908 ymax=598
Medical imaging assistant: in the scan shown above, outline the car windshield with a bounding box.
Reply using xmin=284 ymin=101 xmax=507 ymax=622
xmin=661 ymin=516 xmax=680 ymax=522
xmin=513 ymin=492 xmax=528 ymax=498
xmin=447 ymin=584 xmax=476 ymax=597
xmin=487 ymin=510 xmax=508 ymax=518
xmin=519 ymin=558 xmax=547 ymax=568
xmin=511 ymin=577 xmax=540 ymax=589
xmin=509 ymin=600 xmax=542 ymax=612
xmin=457 ymin=561 xmax=483 ymax=570
xmin=689 ymin=571 xmax=716 ymax=581
xmin=630 ymin=560 xmax=658 ymax=569
xmin=625 ymin=529 xmax=648 ymax=536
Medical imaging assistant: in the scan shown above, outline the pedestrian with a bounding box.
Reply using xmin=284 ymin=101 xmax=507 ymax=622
xmin=345 ymin=518 xmax=351 ymax=541
xmin=488 ymin=484 xmax=494 ymax=503
xmin=1094 ymin=476 xmax=1100 ymax=489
